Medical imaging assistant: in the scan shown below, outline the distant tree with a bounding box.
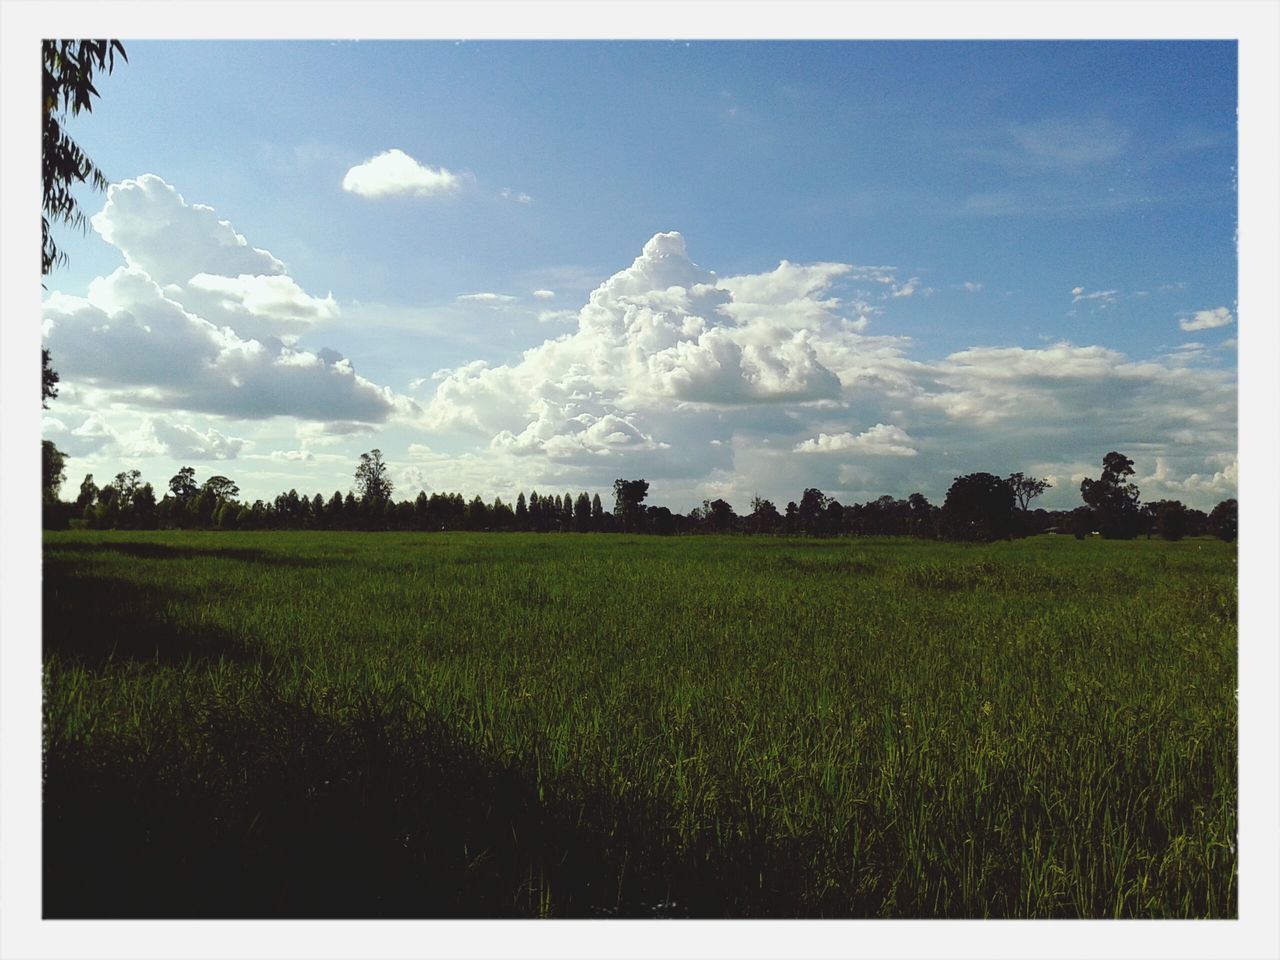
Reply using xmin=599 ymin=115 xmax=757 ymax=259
xmin=1067 ymin=505 xmax=1094 ymax=539
xmin=42 ymin=440 xmax=67 ymax=502
xmin=940 ymin=472 xmax=1015 ymax=541
xmin=355 ymin=449 xmax=393 ymax=505
xmin=1080 ymin=451 xmax=1143 ymax=539
xmin=1209 ymin=498 xmax=1238 ymax=542
xmin=515 ymin=492 xmax=528 ymax=530
xmin=574 ymin=492 xmax=592 ymax=532
xmin=169 ymin=466 xmax=198 ymax=504
xmin=74 ymin=473 xmax=98 ymax=511
xmin=132 ymin=482 xmax=158 ymax=529
xmin=748 ymin=495 xmax=781 ymax=535
xmin=907 ymin=492 xmax=935 ymax=538
xmin=1150 ymin=500 xmax=1189 ymax=541
xmin=704 ymin=498 xmax=737 ymax=534
xmin=591 ymin=492 xmax=604 ymax=529
xmin=784 ymin=501 xmax=799 ymax=535
xmin=613 ymin=479 xmax=650 ymax=533
xmin=202 ymin=475 xmax=240 ymax=503
xmin=797 ymin=488 xmax=832 ymax=536
xmin=1007 ymin=472 xmax=1051 ymax=512
xmin=466 ymin=494 xmax=489 ymax=530
xmin=109 ymin=469 xmax=142 ymax=509
xmin=646 ymin=505 xmax=676 ymax=536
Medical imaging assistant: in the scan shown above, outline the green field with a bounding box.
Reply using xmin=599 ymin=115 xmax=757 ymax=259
xmin=42 ymin=531 xmax=1237 ymax=918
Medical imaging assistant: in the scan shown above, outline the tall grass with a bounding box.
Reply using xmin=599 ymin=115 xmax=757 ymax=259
xmin=42 ymin=532 xmax=1236 ymax=917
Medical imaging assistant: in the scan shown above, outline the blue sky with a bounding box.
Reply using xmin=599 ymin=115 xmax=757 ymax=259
xmin=42 ymin=40 xmax=1238 ymax=510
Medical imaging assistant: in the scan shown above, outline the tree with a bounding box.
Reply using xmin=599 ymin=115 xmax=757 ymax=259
xmin=591 ymin=493 xmax=604 ymax=529
xmin=747 ymin=495 xmax=781 ymax=535
xmin=169 ymin=466 xmax=198 ymax=503
xmin=1006 ymin=472 xmax=1051 ymax=512
xmin=939 ymin=472 xmax=1015 ymax=541
xmin=574 ymin=492 xmax=592 ymax=532
xmin=1080 ymin=451 xmax=1143 ymax=539
xmin=1209 ymin=499 xmax=1238 ymax=542
xmin=42 ymin=349 xmax=59 ymax=408
xmin=132 ymin=483 xmax=158 ymax=529
xmin=43 ymin=40 xmax=128 ymax=275
xmin=613 ymin=479 xmax=650 ymax=533
xmin=42 ymin=440 xmax=67 ymax=502
xmin=43 ymin=41 xmax=127 ymax=404
xmin=1151 ymin=500 xmax=1189 ymax=541
xmin=202 ymin=475 xmax=240 ymax=503
xmin=797 ymin=488 xmax=832 ymax=536
xmin=75 ymin=473 xmax=98 ymax=511
xmin=355 ymin=449 xmax=394 ymax=505
xmin=515 ymin=492 xmax=528 ymax=529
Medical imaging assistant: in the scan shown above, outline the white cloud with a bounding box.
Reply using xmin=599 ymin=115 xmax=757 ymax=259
xmin=410 ymin=233 xmax=1234 ymax=509
xmin=148 ymin=419 xmax=248 ymax=460
xmin=342 ymin=149 xmax=461 ymax=199
xmin=794 ymin=424 xmax=918 ymax=456
xmin=44 ymin=267 xmax=410 ymax=424
xmin=1071 ymin=287 xmax=1118 ymax=306
xmin=456 ymin=292 xmax=518 ymax=303
xmin=1179 ymin=306 xmax=1234 ymax=331
xmin=960 ymin=281 xmax=983 ymax=293
xmin=181 ymin=273 xmax=339 ymax=342
xmin=91 ymin=175 xmax=285 ymax=286
xmin=500 ymin=188 xmax=533 ymax=204
xmin=532 ymin=289 xmax=556 ymax=299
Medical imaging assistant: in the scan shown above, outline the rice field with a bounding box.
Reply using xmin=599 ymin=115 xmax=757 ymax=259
xmin=41 ymin=531 xmax=1237 ymax=918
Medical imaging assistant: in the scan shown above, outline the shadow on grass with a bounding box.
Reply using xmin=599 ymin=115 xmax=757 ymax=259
xmin=44 ymin=540 xmax=322 ymax=568
xmin=43 ymin=692 xmax=851 ymax=919
xmin=43 ymin=567 xmax=260 ymax=670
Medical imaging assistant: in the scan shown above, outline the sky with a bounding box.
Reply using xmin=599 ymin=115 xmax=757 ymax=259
xmin=40 ymin=40 xmax=1239 ymax=512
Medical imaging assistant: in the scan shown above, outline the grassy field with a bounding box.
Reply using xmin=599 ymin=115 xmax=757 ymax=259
xmin=42 ymin=531 xmax=1237 ymax=918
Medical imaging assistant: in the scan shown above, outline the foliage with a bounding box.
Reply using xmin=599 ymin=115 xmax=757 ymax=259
xmin=940 ymin=472 xmax=1015 ymax=541
xmin=43 ymin=531 xmax=1237 ymax=918
xmin=1006 ymin=472 xmax=1051 ymax=512
xmin=1080 ymin=452 xmax=1143 ymax=539
xmin=355 ymin=449 xmax=394 ymax=505
xmin=42 ymin=440 xmax=67 ymax=501
xmin=43 ymin=40 xmax=127 ymax=276
xmin=613 ymin=478 xmax=650 ymax=533
xmin=1209 ymin=499 xmax=1237 ymax=543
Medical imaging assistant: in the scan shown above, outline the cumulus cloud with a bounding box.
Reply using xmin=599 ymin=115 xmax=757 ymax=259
xmin=1179 ymin=306 xmax=1234 ymax=331
xmin=794 ymin=424 xmax=918 ymax=456
xmin=91 ymin=175 xmax=284 ymax=286
xmin=148 ymin=419 xmax=248 ymax=460
xmin=44 ymin=176 xmax=417 ymax=427
xmin=43 ymin=266 xmax=408 ymax=423
xmin=410 ymin=233 xmax=1235 ymax=509
xmin=342 ymin=149 xmax=461 ymax=198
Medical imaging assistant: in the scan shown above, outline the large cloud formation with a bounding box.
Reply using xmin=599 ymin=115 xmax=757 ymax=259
xmin=43 ymin=175 xmax=412 ymax=426
xmin=413 ymin=232 xmax=1236 ymax=509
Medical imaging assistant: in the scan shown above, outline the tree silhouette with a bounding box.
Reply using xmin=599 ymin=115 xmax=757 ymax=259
xmin=940 ymin=473 xmax=1015 ymax=541
xmin=355 ymin=449 xmax=393 ymax=505
xmin=1080 ymin=452 xmax=1142 ymax=539
xmin=613 ymin=479 xmax=649 ymax=533
xmin=1209 ymin=499 xmax=1237 ymax=542
xmin=1006 ymin=473 xmax=1051 ymax=512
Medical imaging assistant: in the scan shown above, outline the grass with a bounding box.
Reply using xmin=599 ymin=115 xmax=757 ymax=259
xmin=42 ymin=531 xmax=1237 ymax=918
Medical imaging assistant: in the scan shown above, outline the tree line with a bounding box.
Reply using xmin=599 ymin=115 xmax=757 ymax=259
xmin=40 ymin=445 xmax=1237 ymax=543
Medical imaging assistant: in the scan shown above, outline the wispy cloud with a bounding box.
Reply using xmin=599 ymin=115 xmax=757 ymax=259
xmin=1179 ymin=306 xmax=1234 ymax=332
xmin=457 ymin=292 xmax=518 ymax=304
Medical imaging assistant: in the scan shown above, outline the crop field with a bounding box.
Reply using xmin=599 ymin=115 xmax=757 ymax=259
xmin=42 ymin=531 xmax=1237 ymax=918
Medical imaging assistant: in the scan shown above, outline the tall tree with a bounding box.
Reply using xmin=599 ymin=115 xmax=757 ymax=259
xmin=613 ymin=479 xmax=650 ymax=533
xmin=1006 ymin=472 xmax=1051 ymax=512
xmin=1080 ymin=451 xmax=1143 ymax=539
xmin=354 ymin=449 xmax=393 ymax=505
xmin=939 ymin=473 xmax=1015 ymax=541
xmin=42 ymin=440 xmax=67 ymax=502
xmin=169 ymin=466 xmax=198 ymax=503
xmin=1208 ymin=498 xmax=1238 ymax=542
